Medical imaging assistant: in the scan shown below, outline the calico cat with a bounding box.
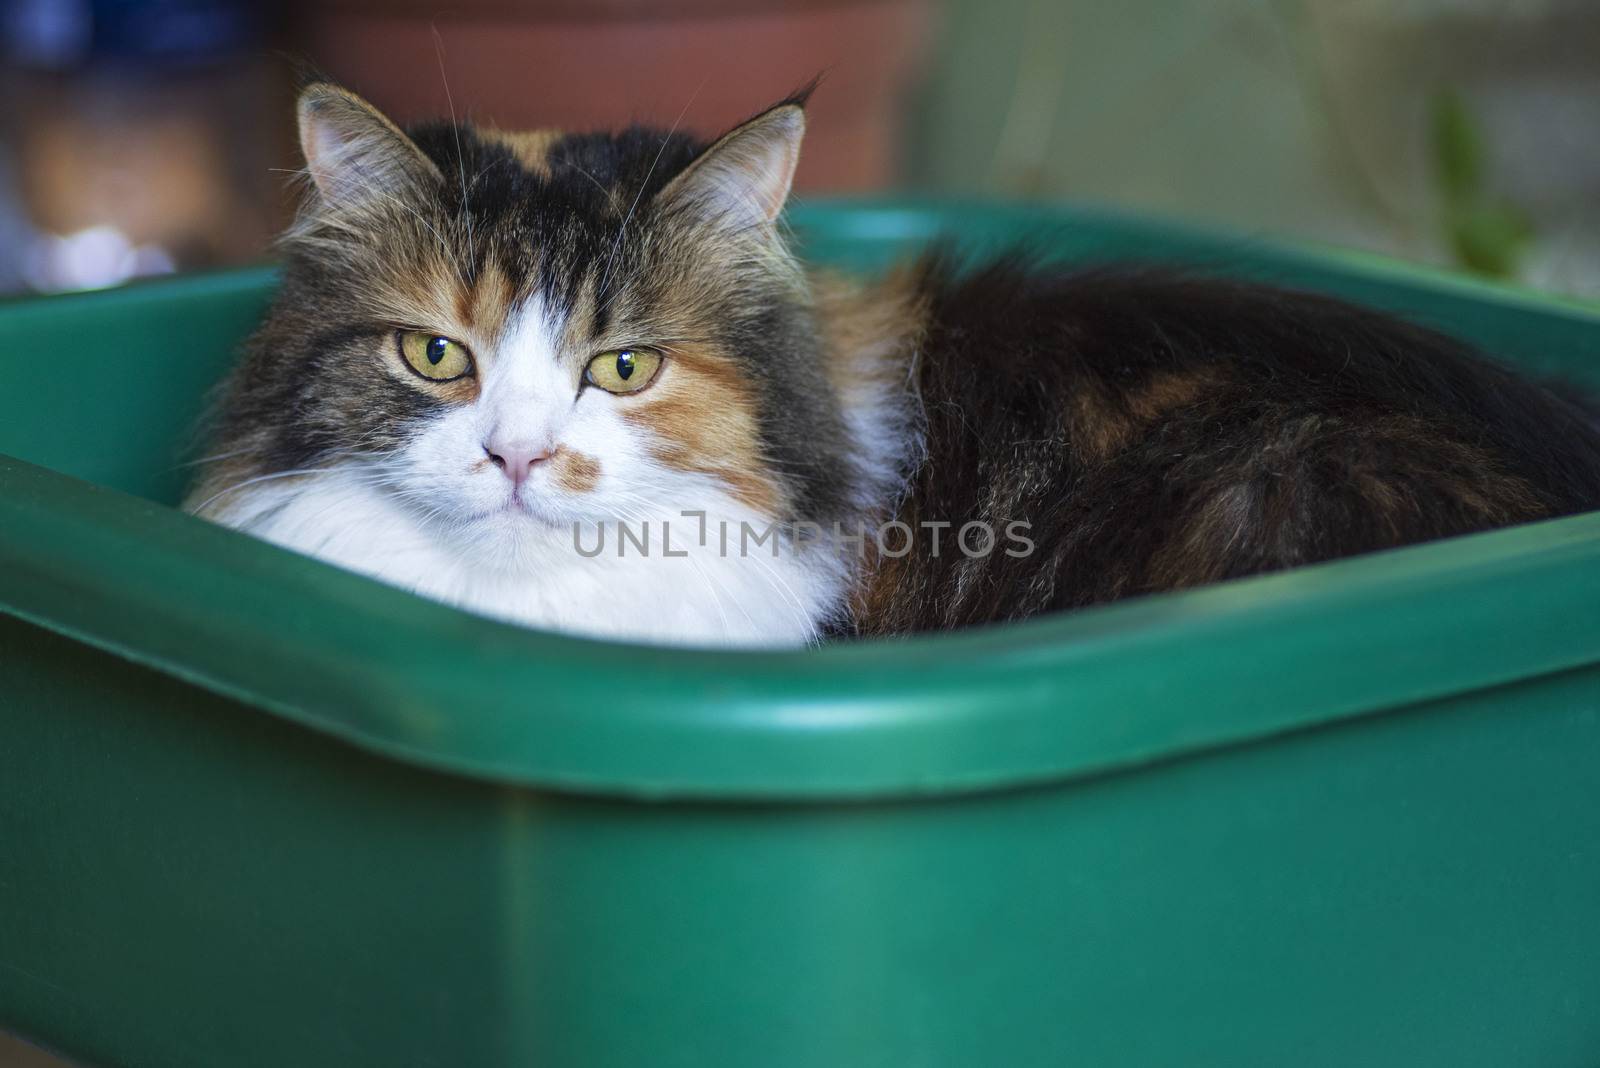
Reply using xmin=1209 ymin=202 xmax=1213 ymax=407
xmin=187 ymin=83 xmax=1600 ymax=645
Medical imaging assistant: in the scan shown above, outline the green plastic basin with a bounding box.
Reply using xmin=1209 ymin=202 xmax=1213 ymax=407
xmin=3 ymin=200 xmax=1599 ymax=1068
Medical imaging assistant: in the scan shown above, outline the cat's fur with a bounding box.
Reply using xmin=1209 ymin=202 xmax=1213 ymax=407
xmin=188 ymin=83 xmax=1600 ymax=645
xmin=856 ymin=259 xmax=1600 ymax=632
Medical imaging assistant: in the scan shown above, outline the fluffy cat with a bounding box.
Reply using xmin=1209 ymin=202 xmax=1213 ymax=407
xmin=187 ymin=83 xmax=1600 ymax=645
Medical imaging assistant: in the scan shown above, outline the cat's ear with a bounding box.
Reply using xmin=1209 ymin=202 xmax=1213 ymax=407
xmin=297 ymin=83 xmax=442 ymax=211
xmin=656 ymin=101 xmax=806 ymax=233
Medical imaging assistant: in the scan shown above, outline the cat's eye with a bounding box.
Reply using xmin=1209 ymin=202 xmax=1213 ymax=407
xmin=585 ymin=348 xmax=663 ymax=394
xmin=398 ymin=331 xmax=473 ymax=382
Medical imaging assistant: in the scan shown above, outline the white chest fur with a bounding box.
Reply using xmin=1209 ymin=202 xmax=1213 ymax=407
xmin=210 ymin=466 xmax=846 ymax=647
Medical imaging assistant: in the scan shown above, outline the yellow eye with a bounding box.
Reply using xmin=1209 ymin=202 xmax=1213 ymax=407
xmin=585 ymin=348 xmax=663 ymax=394
xmin=399 ymin=331 xmax=473 ymax=382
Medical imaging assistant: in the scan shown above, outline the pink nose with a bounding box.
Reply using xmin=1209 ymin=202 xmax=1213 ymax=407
xmin=484 ymin=440 xmax=552 ymax=486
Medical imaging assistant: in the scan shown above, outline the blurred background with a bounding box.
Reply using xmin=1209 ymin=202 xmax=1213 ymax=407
xmin=0 ymin=0 xmax=1596 ymax=298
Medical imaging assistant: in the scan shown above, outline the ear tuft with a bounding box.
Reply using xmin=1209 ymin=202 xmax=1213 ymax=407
xmin=656 ymin=103 xmax=806 ymax=233
xmin=297 ymin=83 xmax=442 ymax=211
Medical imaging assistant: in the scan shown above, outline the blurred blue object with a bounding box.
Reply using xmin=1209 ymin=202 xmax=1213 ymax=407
xmin=1 ymin=0 xmax=260 ymax=69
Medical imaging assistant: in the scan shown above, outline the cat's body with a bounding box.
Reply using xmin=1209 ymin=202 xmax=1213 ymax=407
xmin=857 ymin=259 xmax=1600 ymax=632
xmin=188 ymin=84 xmax=1600 ymax=645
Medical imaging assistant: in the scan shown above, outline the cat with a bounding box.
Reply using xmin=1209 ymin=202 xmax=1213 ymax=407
xmin=186 ymin=82 xmax=1600 ymax=646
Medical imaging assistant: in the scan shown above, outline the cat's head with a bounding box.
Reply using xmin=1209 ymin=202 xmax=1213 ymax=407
xmin=205 ymin=82 xmax=857 ymax=569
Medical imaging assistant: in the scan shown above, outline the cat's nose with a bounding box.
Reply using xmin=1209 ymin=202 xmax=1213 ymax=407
xmin=483 ymin=440 xmax=552 ymax=486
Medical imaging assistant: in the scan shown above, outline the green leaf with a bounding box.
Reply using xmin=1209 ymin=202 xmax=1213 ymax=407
xmin=1431 ymin=89 xmax=1483 ymax=204
xmin=1447 ymin=200 xmax=1534 ymax=279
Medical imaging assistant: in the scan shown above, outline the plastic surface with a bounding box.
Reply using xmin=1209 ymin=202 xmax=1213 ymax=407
xmin=3 ymin=200 xmax=1599 ymax=1067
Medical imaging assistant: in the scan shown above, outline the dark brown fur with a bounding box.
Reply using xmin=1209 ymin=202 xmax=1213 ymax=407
xmin=849 ymin=258 xmax=1600 ymax=635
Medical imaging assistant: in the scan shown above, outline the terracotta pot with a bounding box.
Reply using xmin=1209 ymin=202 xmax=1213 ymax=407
xmin=298 ymin=0 xmax=932 ymax=192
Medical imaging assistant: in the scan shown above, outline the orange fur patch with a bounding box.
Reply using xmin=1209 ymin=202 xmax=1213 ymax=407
xmin=1074 ymin=367 xmax=1224 ymax=462
xmin=478 ymin=128 xmax=564 ymax=178
xmin=622 ymin=347 xmax=782 ymax=515
xmin=552 ymin=448 xmax=601 ymax=494
xmin=1129 ymin=368 xmax=1220 ymax=421
xmin=1069 ymin=384 xmax=1132 ymax=461
xmin=814 ymin=266 xmax=927 ymax=404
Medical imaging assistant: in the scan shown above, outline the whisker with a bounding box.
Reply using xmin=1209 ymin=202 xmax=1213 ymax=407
xmin=551 ymin=157 xmax=614 ymax=203
xmin=189 ymin=466 xmax=340 ymax=515
xmin=598 ymin=77 xmax=707 ymax=303
xmin=432 ymin=23 xmax=476 ymax=281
